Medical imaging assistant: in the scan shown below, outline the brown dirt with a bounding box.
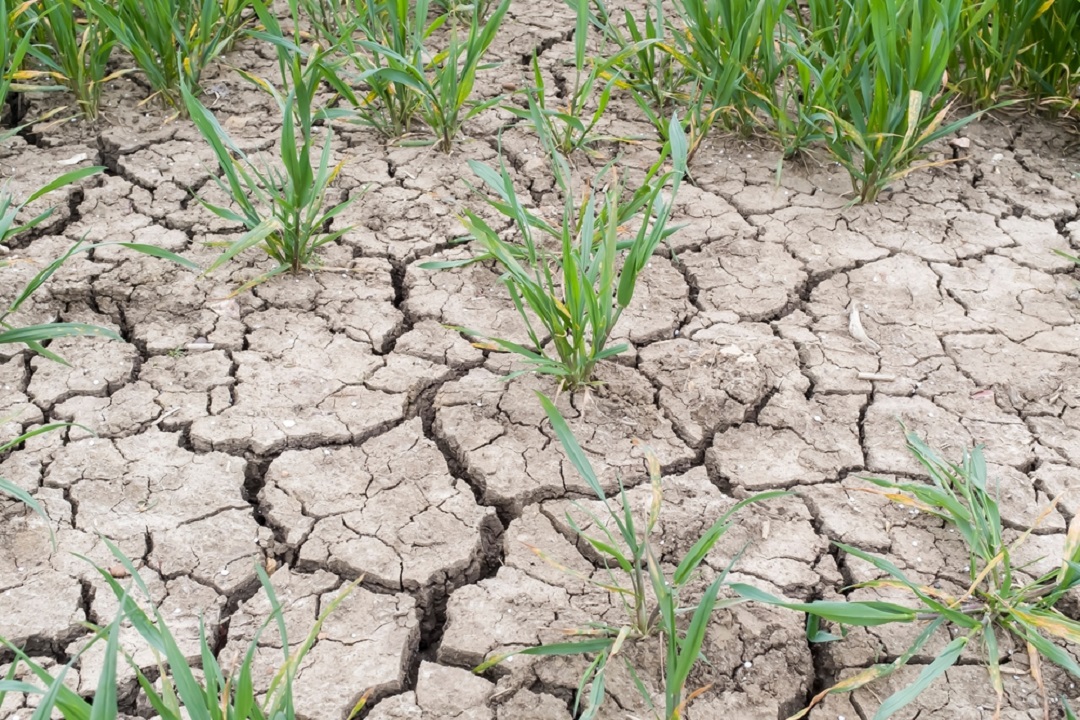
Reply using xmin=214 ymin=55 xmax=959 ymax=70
xmin=2 ymin=1 xmax=1080 ymax=718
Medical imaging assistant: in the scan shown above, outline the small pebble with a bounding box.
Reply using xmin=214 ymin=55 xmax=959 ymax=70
xmin=743 ymin=661 xmax=752 ymax=669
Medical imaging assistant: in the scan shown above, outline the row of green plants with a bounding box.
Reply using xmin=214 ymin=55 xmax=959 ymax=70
xmin=298 ymin=0 xmax=1079 ymax=200
xmin=585 ymin=0 xmax=1079 ymax=200
xmin=3 ymin=3 xmax=1080 ymax=718
xmin=0 ymin=0 xmax=512 ymax=143
xmin=0 ymin=0 xmax=251 ymax=121
xmin=5 ymin=163 xmax=1080 ymax=719
xmin=11 ymin=0 xmax=1077 ymax=391
xmin=4 ymin=0 xmax=1079 ymax=198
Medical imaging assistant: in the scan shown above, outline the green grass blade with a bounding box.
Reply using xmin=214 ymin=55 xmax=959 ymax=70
xmin=731 ymin=583 xmax=918 ymax=626
xmin=669 ymin=574 xmax=724 ymax=712
xmin=24 ymin=166 xmax=105 ymax=204
xmin=538 ymin=392 xmax=604 ymax=498
xmin=0 ymin=322 xmax=122 ymax=346
xmin=872 ymin=635 xmax=967 ymax=719
xmin=474 ymin=637 xmax=615 ymax=674
xmin=0 ymin=475 xmax=52 ymax=534
xmin=88 ymin=606 xmax=124 ymax=720
xmin=673 ymin=490 xmax=788 ymax=586
xmin=0 ymin=639 xmax=93 ymax=718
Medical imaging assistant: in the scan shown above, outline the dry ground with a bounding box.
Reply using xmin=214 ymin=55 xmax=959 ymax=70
xmin=2 ymin=0 xmax=1080 ymax=718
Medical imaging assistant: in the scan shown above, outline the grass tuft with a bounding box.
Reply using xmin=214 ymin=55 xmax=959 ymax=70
xmin=738 ymin=429 xmax=1080 ymax=719
xmin=474 ymin=395 xmax=785 ymax=719
xmin=183 ymin=0 xmax=359 ymax=291
xmin=422 ymin=114 xmax=687 ymax=391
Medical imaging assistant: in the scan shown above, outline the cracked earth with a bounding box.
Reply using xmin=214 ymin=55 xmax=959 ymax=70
xmin=2 ymin=1 xmax=1080 ymax=717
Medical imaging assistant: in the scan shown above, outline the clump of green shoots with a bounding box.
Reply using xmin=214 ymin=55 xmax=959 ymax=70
xmin=589 ymin=0 xmax=688 ymax=124
xmin=182 ymin=1 xmax=357 ymax=292
xmin=1019 ymin=0 xmax=1080 ymax=115
xmin=85 ymin=0 xmax=250 ymax=109
xmin=475 ymin=395 xmax=785 ymax=719
xmin=785 ymin=0 xmax=982 ymax=202
xmin=946 ymin=0 xmax=1080 ymax=114
xmin=422 ymin=114 xmax=686 ymax=391
xmin=312 ymin=0 xmax=431 ymax=138
xmin=328 ymin=0 xmax=511 ymax=151
xmin=741 ymin=0 xmax=823 ymax=160
xmin=505 ymin=0 xmax=643 ymax=155
xmin=949 ymin=0 xmax=1049 ymax=108
xmin=0 ymin=0 xmax=36 ymax=140
xmin=0 ymin=540 xmax=368 ymax=719
xmin=662 ymin=0 xmax=766 ymax=159
xmin=18 ymin=0 xmax=130 ymax=121
xmin=589 ymin=0 xmax=776 ymax=163
xmin=736 ymin=430 xmax=1080 ymax=719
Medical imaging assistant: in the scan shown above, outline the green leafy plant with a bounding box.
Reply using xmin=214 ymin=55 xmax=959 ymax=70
xmin=18 ymin=0 xmax=129 ymax=120
xmin=182 ymin=4 xmax=357 ymax=291
xmin=505 ymin=0 xmax=643 ymax=155
xmin=474 ymin=396 xmax=784 ymax=719
xmin=316 ymin=0 xmax=433 ymax=138
xmin=0 ymin=540 xmax=368 ymax=719
xmin=736 ymin=430 xmax=1080 ymax=719
xmin=949 ymin=0 xmax=1049 ymax=108
xmin=1 ymin=0 xmax=36 ymax=140
xmin=85 ymin=0 xmax=251 ymax=109
xmin=743 ymin=0 xmax=824 ymax=160
xmin=589 ymin=0 xmax=688 ymax=123
xmin=788 ymin=0 xmax=983 ymax=202
xmin=1020 ymin=0 xmax=1080 ymax=115
xmin=339 ymin=0 xmax=511 ymax=151
xmin=659 ymin=0 xmax=766 ymax=160
xmin=946 ymin=0 xmax=1080 ymax=114
xmin=424 ymin=114 xmax=686 ymax=390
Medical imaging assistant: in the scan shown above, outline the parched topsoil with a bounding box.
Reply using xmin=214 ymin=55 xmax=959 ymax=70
xmin=2 ymin=1 xmax=1079 ymax=718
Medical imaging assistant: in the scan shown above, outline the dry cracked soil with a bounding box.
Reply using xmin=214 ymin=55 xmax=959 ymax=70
xmin=2 ymin=1 xmax=1080 ymax=718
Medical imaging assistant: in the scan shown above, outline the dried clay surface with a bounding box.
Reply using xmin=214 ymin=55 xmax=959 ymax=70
xmin=2 ymin=1 xmax=1080 ymax=718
